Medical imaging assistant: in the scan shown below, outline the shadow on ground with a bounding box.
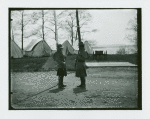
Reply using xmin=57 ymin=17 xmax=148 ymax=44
xmin=49 ymin=87 xmax=65 ymax=93
xmin=73 ymin=87 xmax=88 ymax=94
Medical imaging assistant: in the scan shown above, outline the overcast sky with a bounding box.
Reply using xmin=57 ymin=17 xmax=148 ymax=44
xmin=82 ymin=9 xmax=137 ymax=45
xmin=11 ymin=9 xmax=137 ymax=50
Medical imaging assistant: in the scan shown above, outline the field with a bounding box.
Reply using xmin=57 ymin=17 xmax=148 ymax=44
xmin=10 ymin=54 xmax=138 ymax=72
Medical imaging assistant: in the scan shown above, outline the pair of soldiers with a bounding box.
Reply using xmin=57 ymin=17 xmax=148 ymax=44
xmin=53 ymin=42 xmax=87 ymax=89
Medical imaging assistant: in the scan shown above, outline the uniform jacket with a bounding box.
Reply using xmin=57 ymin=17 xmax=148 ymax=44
xmin=76 ymin=50 xmax=88 ymax=68
xmin=75 ymin=50 xmax=88 ymax=77
xmin=53 ymin=51 xmax=66 ymax=69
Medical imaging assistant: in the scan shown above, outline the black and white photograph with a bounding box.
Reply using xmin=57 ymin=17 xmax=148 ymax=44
xmin=9 ymin=8 xmax=141 ymax=110
xmin=2 ymin=0 xmax=150 ymax=118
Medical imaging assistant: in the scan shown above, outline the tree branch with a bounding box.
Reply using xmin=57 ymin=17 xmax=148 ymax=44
xmin=80 ymin=21 xmax=88 ymax=28
xmin=48 ymin=20 xmax=55 ymax=25
xmin=45 ymin=26 xmax=55 ymax=33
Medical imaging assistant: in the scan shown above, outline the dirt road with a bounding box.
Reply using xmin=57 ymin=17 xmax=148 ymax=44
xmin=11 ymin=67 xmax=138 ymax=109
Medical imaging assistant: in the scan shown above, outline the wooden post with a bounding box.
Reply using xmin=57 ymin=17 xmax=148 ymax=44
xmin=76 ymin=9 xmax=81 ymax=50
xmin=93 ymin=51 xmax=94 ymax=60
xmin=42 ymin=10 xmax=44 ymax=40
xmin=54 ymin=10 xmax=58 ymax=49
xmin=21 ymin=11 xmax=24 ymax=54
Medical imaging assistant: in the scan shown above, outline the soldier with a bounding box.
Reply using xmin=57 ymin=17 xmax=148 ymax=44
xmin=53 ymin=44 xmax=67 ymax=89
xmin=75 ymin=42 xmax=88 ymax=88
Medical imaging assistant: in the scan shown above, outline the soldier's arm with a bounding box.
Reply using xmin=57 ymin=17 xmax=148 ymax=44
xmin=52 ymin=53 xmax=55 ymax=61
xmin=64 ymin=55 xmax=66 ymax=61
xmin=55 ymin=55 xmax=65 ymax=66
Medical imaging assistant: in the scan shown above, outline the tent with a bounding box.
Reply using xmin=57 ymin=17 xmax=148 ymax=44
xmin=11 ymin=40 xmax=23 ymax=58
xmin=25 ymin=39 xmax=52 ymax=57
xmin=62 ymin=40 xmax=74 ymax=56
xmin=72 ymin=40 xmax=79 ymax=54
xmin=84 ymin=41 xmax=93 ymax=54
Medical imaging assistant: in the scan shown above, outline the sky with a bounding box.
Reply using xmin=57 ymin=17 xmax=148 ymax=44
xmin=82 ymin=9 xmax=137 ymax=45
xmin=11 ymin=9 xmax=137 ymax=50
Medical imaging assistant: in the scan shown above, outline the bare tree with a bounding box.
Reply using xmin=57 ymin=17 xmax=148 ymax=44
xmin=62 ymin=10 xmax=96 ymax=46
xmin=125 ymin=17 xmax=137 ymax=43
xmin=61 ymin=10 xmax=77 ymax=45
xmin=116 ymin=47 xmax=127 ymax=55
xmin=25 ymin=10 xmax=53 ymax=41
xmin=11 ymin=10 xmax=35 ymax=51
xmin=44 ymin=10 xmax=66 ymax=47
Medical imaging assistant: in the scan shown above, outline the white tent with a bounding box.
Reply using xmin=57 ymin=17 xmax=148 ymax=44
xmin=73 ymin=40 xmax=79 ymax=54
xmin=62 ymin=40 xmax=74 ymax=56
xmin=25 ymin=39 xmax=52 ymax=57
xmin=11 ymin=40 xmax=23 ymax=58
xmin=84 ymin=41 xmax=93 ymax=54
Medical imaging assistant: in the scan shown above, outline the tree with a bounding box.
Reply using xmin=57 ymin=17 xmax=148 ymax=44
xmin=62 ymin=10 xmax=76 ymax=45
xmin=27 ymin=10 xmax=51 ymax=40
xmin=116 ymin=47 xmax=127 ymax=55
xmin=11 ymin=10 xmax=35 ymax=51
xmin=44 ymin=10 xmax=66 ymax=47
xmin=61 ymin=10 xmax=93 ymax=46
xmin=125 ymin=17 xmax=137 ymax=44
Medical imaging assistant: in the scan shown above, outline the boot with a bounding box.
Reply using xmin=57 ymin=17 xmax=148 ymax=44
xmin=77 ymin=78 xmax=83 ymax=87
xmin=81 ymin=78 xmax=86 ymax=88
xmin=61 ymin=76 xmax=66 ymax=87
xmin=58 ymin=76 xmax=63 ymax=89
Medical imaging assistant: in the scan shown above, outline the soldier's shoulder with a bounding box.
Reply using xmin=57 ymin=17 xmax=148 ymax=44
xmin=54 ymin=52 xmax=58 ymax=55
xmin=82 ymin=50 xmax=87 ymax=54
xmin=81 ymin=50 xmax=88 ymax=57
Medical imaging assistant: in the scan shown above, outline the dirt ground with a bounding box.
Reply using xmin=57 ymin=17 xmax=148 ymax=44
xmin=10 ymin=67 xmax=138 ymax=109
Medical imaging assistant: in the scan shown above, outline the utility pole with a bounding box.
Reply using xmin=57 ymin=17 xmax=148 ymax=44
xmin=42 ymin=10 xmax=45 ymax=40
xmin=76 ymin=10 xmax=81 ymax=45
xmin=54 ymin=10 xmax=58 ymax=48
xmin=21 ymin=11 xmax=24 ymax=54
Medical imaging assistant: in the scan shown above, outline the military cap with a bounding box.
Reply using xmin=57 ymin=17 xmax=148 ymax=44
xmin=79 ymin=42 xmax=84 ymax=46
xmin=57 ymin=44 xmax=63 ymax=49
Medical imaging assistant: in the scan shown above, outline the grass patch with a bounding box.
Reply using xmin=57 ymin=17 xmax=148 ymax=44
xmin=10 ymin=57 xmax=49 ymax=72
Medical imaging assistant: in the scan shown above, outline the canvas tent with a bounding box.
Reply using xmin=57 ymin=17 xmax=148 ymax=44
xmin=11 ymin=40 xmax=23 ymax=58
xmin=62 ymin=40 xmax=74 ymax=56
xmin=73 ymin=40 xmax=79 ymax=54
xmin=84 ymin=41 xmax=93 ymax=54
xmin=25 ymin=39 xmax=52 ymax=57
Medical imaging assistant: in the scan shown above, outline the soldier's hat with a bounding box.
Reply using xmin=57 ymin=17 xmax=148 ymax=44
xmin=79 ymin=42 xmax=84 ymax=46
xmin=57 ymin=44 xmax=63 ymax=49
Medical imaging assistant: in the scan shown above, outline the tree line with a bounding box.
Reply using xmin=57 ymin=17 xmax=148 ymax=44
xmin=11 ymin=10 xmax=98 ymax=51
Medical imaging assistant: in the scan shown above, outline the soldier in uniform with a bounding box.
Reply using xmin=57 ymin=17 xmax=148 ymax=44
xmin=53 ymin=44 xmax=67 ymax=89
xmin=75 ymin=42 xmax=88 ymax=88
